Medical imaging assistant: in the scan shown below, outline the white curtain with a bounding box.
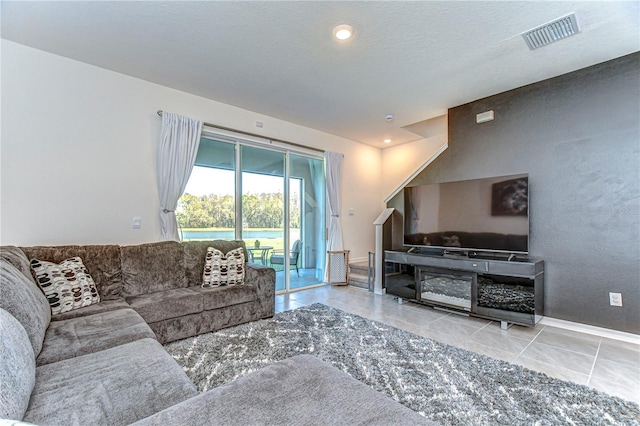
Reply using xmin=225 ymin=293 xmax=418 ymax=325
xmin=325 ymin=151 xmax=344 ymax=251
xmin=309 ymin=158 xmax=325 ymax=276
xmin=157 ymin=112 xmax=203 ymax=241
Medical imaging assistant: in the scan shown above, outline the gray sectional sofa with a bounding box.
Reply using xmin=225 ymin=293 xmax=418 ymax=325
xmin=0 ymin=241 xmax=434 ymax=425
xmin=16 ymin=240 xmax=276 ymax=344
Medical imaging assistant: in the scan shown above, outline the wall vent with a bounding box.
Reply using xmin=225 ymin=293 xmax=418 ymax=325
xmin=522 ymin=13 xmax=580 ymax=50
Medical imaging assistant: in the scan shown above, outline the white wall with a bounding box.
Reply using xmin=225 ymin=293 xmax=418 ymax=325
xmin=0 ymin=40 xmax=382 ymax=259
xmin=380 ymin=129 xmax=447 ymax=201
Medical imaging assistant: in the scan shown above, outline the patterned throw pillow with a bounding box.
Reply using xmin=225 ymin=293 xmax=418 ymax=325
xmin=30 ymin=257 xmax=100 ymax=315
xmin=202 ymin=247 xmax=245 ymax=288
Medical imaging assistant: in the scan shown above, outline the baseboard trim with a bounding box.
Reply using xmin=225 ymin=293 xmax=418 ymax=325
xmin=540 ymin=317 xmax=640 ymax=344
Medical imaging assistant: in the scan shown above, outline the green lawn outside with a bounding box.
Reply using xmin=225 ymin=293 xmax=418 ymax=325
xmin=180 ymin=228 xmax=301 ymax=254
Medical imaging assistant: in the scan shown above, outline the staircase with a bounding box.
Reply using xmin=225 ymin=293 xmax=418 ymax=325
xmin=348 ymin=261 xmax=373 ymax=290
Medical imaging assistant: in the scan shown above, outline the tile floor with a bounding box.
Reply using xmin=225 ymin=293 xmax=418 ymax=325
xmin=274 ymin=268 xmax=322 ymax=292
xmin=275 ymin=285 xmax=640 ymax=403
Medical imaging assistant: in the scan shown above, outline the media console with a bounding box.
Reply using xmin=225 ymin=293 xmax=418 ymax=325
xmin=384 ymin=250 xmax=544 ymax=329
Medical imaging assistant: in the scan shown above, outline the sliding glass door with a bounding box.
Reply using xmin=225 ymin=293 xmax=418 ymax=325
xmin=177 ymin=135 xmax=325 ymax=293
xmin=289 ymin=154 xmax=325 ymax=289
xmin=240 ymin=146 xmax=285 ymax=270
xmin=178 ymin=138 xmax=236 ymax=241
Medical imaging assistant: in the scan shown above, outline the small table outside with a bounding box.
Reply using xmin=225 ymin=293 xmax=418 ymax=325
xmin=247 ymin=246 xmax=273 ymax=265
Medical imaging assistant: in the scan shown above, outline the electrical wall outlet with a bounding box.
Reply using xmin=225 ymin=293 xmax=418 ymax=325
xmin=609 ymin=292 xmax=623 ymax=307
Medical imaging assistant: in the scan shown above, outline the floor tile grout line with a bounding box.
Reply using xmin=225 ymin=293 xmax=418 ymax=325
xmin=515 ymin=324 xmax=546 ymax=360
xmin=471 ymin=320 xmax=494 ymax=337
xmin=516 ymin=335 xmax=601 ymax=363
xmin=527 ymin=335 xmax=603 ymax=357
xmin=587 ymin=338 xmax=602 ymax=385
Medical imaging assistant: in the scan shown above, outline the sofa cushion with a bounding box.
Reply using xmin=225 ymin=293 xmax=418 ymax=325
xmin=51 ymin=298 xmax=131 ymax=321
xmin=0 ymin=262 xmax=51 ymax=357
xmin=202 ymin=246 xmax=245 ymax=287
xmin=37 ymin=308 xmax=156 ymax=366
xmin=120 ymin=241 xmax=187 ymax=297
xmin=198 ymin=285 xmax=258 ymax=311
xmin=147 ymin=302 xmax=268 ymax=344
xmin=0 ymin=309 xmax=36 ymax=421
xmin=132 ymin=354 xmax=436 ymax=426
xmin=20 ymin=245 xmax=123 ymax=300
xmin=183 ymin=240 xmax=248 ymax=286
xmin=30 ymin=257 xmax=101 ymax=315
xmin=126 ymin=288 xmax=203 ymax=324
xmin=24 ymin=338 xmax=198 ymax=426
xmin=0 ymin=246 xmax=34 ymax=283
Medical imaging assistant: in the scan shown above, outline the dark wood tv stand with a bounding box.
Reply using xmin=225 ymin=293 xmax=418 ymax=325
xmin=384 ymin=250 xmax=544 ymax=329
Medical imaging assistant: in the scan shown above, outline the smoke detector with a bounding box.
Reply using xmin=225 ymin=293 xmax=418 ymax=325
xmin=522 ymin=13 xmax=580 ymax=50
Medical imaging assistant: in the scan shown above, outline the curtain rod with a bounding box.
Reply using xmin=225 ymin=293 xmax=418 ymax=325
xmin=157 ymin=110 xmax=324 ymax=154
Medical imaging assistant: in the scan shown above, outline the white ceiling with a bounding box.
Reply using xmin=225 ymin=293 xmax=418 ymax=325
xmin=2 ymin=1 xmax=638 ymax=148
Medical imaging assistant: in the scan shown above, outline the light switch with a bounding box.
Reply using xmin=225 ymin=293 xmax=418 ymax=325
xmin=132 ymin=217 xmax=142 ymax=229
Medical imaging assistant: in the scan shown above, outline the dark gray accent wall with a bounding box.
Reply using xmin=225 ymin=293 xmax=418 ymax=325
xmin=390 ymin=53 xmax=639 ymax=334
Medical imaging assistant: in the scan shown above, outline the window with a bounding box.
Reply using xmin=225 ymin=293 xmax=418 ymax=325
xmin=177 ymin=135 xmax=325 ymax=292
xmin=178 ymin=138 xmax=236 ymax=240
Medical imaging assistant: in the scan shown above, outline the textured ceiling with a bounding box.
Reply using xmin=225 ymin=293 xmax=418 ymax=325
xmin=2 ymin=1 xmax=638 ymax=148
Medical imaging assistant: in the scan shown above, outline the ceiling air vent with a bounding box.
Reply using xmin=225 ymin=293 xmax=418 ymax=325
xmin=522 ymin=13 xmax=580 ymax=50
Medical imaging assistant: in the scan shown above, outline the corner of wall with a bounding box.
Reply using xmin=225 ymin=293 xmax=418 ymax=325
xmin=381 ymin=116 xmax=448 ymax=204
xmin=382 ymin=135 xmax=449 ymax=203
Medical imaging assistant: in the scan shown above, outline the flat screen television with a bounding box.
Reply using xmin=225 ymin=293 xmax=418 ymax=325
xmin=403 ymin=173 xmax=529 ymax=254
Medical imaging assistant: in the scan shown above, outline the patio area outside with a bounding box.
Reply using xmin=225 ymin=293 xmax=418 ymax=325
xmin=274 ymin=268 xmax=324 ymax=292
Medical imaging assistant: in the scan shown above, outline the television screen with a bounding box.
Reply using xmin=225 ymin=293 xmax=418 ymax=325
xmin=403 ymin=174 xmax=529 ymax=254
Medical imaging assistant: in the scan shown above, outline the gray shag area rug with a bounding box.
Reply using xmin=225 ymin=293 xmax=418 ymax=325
xmin=165 ymin=303 xmax=640 ymax=425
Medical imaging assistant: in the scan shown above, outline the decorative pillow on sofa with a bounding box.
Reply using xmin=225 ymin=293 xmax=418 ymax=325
xmin=30 ymin=257 xmax=100 ymax=315
xmin=202 ymin=247 xmax=245 ymax=288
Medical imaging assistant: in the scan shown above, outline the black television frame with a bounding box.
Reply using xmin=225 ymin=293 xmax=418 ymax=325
xmin=403 ymin=174 xmax=530 ymax=256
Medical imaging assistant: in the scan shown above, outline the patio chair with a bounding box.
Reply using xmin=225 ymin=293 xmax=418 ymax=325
xmin=270 ymin=240 xmax=302 ymax=276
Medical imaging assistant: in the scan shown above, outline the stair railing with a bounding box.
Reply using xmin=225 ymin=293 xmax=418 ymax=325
xmin=373 ymin=207 xmax=395 ymax=295
xmin=367 ymin=252 xmax=375 ymax=292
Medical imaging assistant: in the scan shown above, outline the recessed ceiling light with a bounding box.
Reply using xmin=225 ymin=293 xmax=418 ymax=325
xmin=334 ymin=24 xmax=354 ymax=41
xmin=384 ymin=139 xmax=392 ymax=144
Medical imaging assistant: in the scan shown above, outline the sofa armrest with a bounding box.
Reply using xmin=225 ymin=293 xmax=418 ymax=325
xmin=244 ymin=263 xmax=275 ymax=318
